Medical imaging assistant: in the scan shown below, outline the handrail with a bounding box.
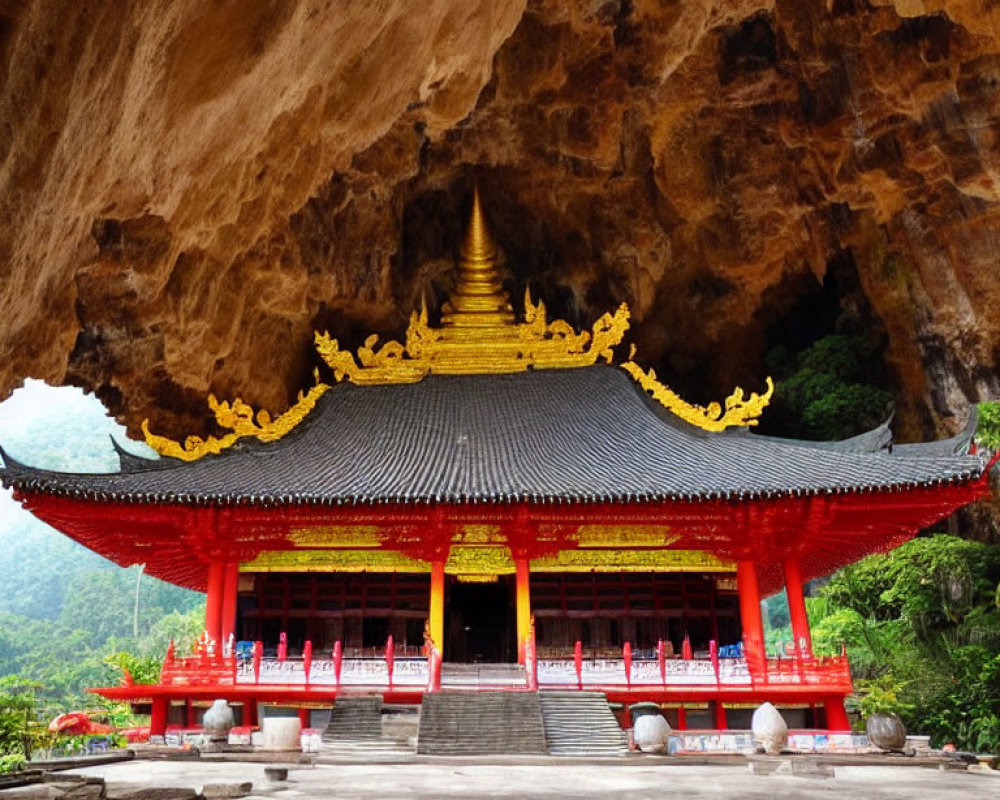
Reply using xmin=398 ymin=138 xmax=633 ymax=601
xmin=159 ymin=633 xmax=851 ymax=693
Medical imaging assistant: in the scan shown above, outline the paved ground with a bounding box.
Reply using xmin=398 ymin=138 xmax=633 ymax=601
xmin=67 ymin=757 xmax=1000 ymax=799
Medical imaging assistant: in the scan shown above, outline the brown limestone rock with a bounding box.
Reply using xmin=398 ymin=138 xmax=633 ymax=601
xmin=0 ymin=0 xmax=998 ymax=446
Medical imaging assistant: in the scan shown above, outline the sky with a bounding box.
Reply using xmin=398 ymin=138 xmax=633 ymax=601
xmin=0 ymin=379 xmax=157 ymax=533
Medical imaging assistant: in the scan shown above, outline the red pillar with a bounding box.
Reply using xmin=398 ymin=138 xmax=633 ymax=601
xmin=245 ymin=699 xmax=258 ymax=728
xmin=824 ymin=696 xmax=851 ymax=731
xmin=676 ymin=705 xmax=687 ymax=731
xmin=429 ymin=561 xmax=445 ymax=656
xmin=298 ymin=708 xmax=311 ymax=730
xmin=205 ymin=562 xmax=226 ymax=645
xmin=515 ymin=558 xmax=531 ymax=665
xmin=221 ymin=562 xmax=240 ymax=647
xmin=714 ymin=701 xmax=728 ymax=730
xmin=150 ymin=697 xmax=168 ymax=737
xmin=737 ymin=560 xmax=767 ymax=676
xmin=783 ymin=556 xmax=813 ymax=659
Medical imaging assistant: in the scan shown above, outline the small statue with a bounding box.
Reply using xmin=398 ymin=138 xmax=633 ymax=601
xmin=422 ymin=619 xmax=433 ymax=656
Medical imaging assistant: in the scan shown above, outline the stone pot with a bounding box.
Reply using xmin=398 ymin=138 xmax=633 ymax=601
xmin=751 ymin=702 xmax=788 ymax=754
xmin=865 ymin=713 xmax=907 ymax=751
xmin=633 ymin=713 xmax=671 ymax=754
xmin=202 ymin=699 xmax=235 ymax=740
xmin=628 ymin=702 xmax=662 ymax=725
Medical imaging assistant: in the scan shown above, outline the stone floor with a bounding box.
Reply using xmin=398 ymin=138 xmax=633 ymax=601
xmin=65 ymin=757 xmax=1000 ymax=799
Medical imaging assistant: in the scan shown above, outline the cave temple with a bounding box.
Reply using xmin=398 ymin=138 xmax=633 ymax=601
xmin=1 ymin=192 xmax=993 ymax=738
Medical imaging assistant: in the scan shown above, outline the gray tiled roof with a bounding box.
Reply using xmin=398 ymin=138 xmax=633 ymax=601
xmin=0 ymin=366 xmax=986 ymax=506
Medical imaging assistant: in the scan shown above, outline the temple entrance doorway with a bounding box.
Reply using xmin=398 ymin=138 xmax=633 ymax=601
xmin=445 ymin=577 xmax=515 ymax=663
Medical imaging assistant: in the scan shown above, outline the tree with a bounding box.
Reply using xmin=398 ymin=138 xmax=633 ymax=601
xmin=0 ymin=676 xmax=38 ymax=759
xmin=821 ymin=535 xmax=1000 ymax=750
xmin=978 ymin=402 xmax=1000 ymax=449
xmin=762 ymin=334 xmax=892 ymax=441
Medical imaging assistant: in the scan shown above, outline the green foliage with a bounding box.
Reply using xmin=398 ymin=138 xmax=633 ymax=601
xmin=103 ymin=652 xmax=161 ymax=686
xmin=979 ymin=402 xmax=1000 ymax=449
xmin=0 ymin=676 xmax=39 ymax=758
xmin=819 ymin=535 xmax=1000 ymax=751
xmin=824 ymin=535 xmax=1000 ymax=634
xmin=856 ymin=676 xmax=914 ymax=719
xmin=0 ymin=380 xmax=204 ymax=712
xmin=765 ymin=592 xmax=790 ymax=629
xmin=763 ymin=535 xmax=1000 ymax=750
xmin=762 ymin=333 xmax=893 ymax=441
xmin=0 ymin=754 xmax=26 ymax=775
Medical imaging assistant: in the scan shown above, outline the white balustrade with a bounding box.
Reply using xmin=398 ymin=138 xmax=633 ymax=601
xmin=236 ymin=657 xmax=428 ymax=686
xmin=536 ymin=657 xmax=753 ymax=686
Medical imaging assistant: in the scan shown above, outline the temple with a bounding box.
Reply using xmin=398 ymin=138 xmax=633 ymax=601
xmin=0 ymin=191 xmax=993 ymax=741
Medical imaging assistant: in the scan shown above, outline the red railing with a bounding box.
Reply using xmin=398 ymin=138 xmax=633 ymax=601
xmin=157 ymin=634 xmax=852 ymax=695
xmin=160 ymin=639 xmax=237 ymax=687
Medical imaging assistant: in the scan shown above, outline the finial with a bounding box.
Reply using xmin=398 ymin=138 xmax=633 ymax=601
xmin=441 ymin=186 xmax=515 ymax=328
xmin=461 ymin=185 xmax=496 ymax=265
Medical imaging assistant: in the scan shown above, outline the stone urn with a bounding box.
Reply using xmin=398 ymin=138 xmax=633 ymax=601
xmin=865 ymin=713 xmax=907 ymax=751
xmin=628 ymin=702 xmax=662 ymax=725
xmin=751 ymin=702 xmax=788 ymax=754
xmin=633 ymin=713 xmax=671 ymax=754
xmin=202 ymin=699 xmax=235 ymax=740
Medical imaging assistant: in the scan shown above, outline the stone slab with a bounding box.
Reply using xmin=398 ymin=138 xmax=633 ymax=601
xmin=64 ymin=755 xmax=1000 ymax=800
xmin=201 ymin=781 xmax=253 ymax=798
xmin=105 ymin=786 xmax=199 ymax=800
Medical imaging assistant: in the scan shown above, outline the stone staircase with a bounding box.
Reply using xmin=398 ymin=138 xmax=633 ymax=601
xmin=538 ymin=691 xmax=630 ymax=757
xmin=416 ymin=691 xmax=548 ymax=755
xmin=319 ymin=695 xmax=417 ymax=759
xmin=323 ymin=695 xmax=383 ymax=741
xmin=440 ymin=662 xmax=527 ymax=688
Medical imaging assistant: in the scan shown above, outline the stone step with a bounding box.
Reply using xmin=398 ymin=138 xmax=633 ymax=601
xmin=417 ymin=691 xmax=548 ymax=755
xmin=539 ymin=691 xmax=629 ymax=757
xmin=440 ymin=663 xmax=527 ymax=687
xmin=316 ymin=739 xmax=417 ymax=760
xmin=322 ymin=695 xmax=383 ymax=742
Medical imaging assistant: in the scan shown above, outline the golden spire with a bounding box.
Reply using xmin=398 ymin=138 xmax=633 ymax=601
xmin=440 ymin=186 xmax=515 ymax=328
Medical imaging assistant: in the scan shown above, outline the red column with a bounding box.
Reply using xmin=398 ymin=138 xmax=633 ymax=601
xmin=149 ymin=697 xmax=168 ymax=738
xmin=676 ymin=705 xmax=687 ymax=731
xmin=429 ymin=561 xmax=445 ymax=656
xmin=245 ymin=699 xmax=258 ymax=727
xmin=737 ymin=560 xmax=767 ymax=676
xmin=204 ymin=562 xmax=226 ymax=645
xmin=515 ymin=558 xmax=531 ymax=665
xmin=783 ymin=556 xmax=813 ymax=659
xmin=714 ymin=701 xmax=728 ymax=730
xmin=824 ymin=696 xmax=851 ymax=731
xmin=221 ymin=562 xmax=240 ymax=647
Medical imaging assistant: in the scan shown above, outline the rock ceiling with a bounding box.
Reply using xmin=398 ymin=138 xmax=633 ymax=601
xmin=0 ymin=0 xmax=998 ymax=441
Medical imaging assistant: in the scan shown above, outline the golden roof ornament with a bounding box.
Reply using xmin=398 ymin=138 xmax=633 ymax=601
xmin=440 ymin=186 xmax=515 ymax=328
xmin=313 ymin=187 xmax=629 ymax=379
xmin=142 ymin=190 xmax=771 ymax=460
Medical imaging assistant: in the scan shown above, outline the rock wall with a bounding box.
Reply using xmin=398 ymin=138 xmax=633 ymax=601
xmin=0 ymin=0 xmax=998 ymax=442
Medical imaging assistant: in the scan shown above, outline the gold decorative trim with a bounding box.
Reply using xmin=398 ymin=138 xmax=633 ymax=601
xmin=621 ymin=357 xmax=773 ymax=431
xmin=574 ymin=525 xmax=678 ymax=548
xmin=142 ymin=374 xmax=329 ymax=461
xmin=452 ymin=525 xmax=505 ymax=544
xmin=315 ymin=291 xmax=630 ymax=384
xmin=288 ymin=526 xmax=383 ymax=548
xmin=240 ymin=549 xmax=429 ymax=573
xmin=445 ymin=545 xmax=515 ymax=577
xmin=530 ymin=549 xmax=735 ymax=572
